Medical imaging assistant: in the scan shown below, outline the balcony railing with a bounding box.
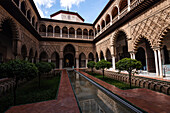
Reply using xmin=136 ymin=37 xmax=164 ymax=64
xmin=83 ymin=35 xmax=88 ymax=39
xmin=94 ymin=0 xmax=145 ymax=39
xmin=39 ymin=32 xmax=46 ymax=36
xmin=69 ymin=34 xmax=75 ymax=38
xmin=77 ymin=35 xmax=82 ymax=38
xmin=62 ymin=34 xmax=68 ymax=38
xmin=47 ymin=33 xmax=53 ymax=37
xmin=54 ymin=33 xmax=60 ymax=37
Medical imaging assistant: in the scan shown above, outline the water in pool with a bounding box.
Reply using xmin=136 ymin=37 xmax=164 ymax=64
xmin=68 ymin=71 xmax=136 ymax=113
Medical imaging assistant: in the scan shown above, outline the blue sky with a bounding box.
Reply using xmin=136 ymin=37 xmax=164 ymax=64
xmin=33 ymin=0 xmax=109 ymax=23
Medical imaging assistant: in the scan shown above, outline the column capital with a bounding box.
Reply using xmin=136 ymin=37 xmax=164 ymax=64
xmin=152 ymin=46 xmax=161 ymax=51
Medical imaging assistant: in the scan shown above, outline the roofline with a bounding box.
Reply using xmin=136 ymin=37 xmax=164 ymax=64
xmin=40 ymin=18 xmax=93 ymax=26
xmin=29 ymin=0 xmax=41 ymax=19
xmin=93 ymin=0 xmax=114 ymax=25
xmin=50 ymin=10 xmax=85 ymax=22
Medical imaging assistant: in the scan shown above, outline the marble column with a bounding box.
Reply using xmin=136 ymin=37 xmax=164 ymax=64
xmin=48 ymin=59 xmax=51 ymax=63
xmin=76 ymin=58 xmax=79 ymax=69
xmin=158 ymin=49 xmax=163 ymax=78
xmin=59 ymin=58 xmax=63 ymax=69
xmin=112 ymin=55 xmax=116 ymax=70
xmin=86 ymin=59 xmax=88 ymax=68
xmin=128 ymin=0 xmax=131 ymax=11
xmin=75 ymin=30 xmax=77 ymax=38
xmin=60 ymin=29 xmax=62 ymax=37
xmin=154 ymin=50 xmax=159 ymax=77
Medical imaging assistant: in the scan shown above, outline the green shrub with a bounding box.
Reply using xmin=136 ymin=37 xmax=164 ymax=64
xmin=1 ymin=59 xmax=38 ymax=105
xmin=36 ymin=62 xmax=53 ymax=88
xmin=116 ymin=58 xmax=142 ymax=88
xmin=87 ymin=61 xmax=96 ymax=72
xmin=95 ymin=60 xmax=112 ymax=79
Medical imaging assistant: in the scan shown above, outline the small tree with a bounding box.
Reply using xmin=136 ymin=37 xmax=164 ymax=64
xmin=95 ymin=60 xmax=112 ymax=79
xmin=2 ymin=60 xmax=38 ymax=105
xmin=87 ymin=61 xmax=96 ymax=72
xmin=49 ymin=62 xmax=55 ymax=69
xmin=116 ymin=58 xmax=142 ymax=88
xmin=36 ymin=62 xmax=52 ymax=88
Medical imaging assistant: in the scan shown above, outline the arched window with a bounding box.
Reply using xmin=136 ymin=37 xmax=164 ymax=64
xmin=119 ymin=0 xmax=128 ymax=13
xmin=97 ymin=25 xmax=100 ymax=33
xmin=21 ymin=1 xmax=26 ymax=15
xmin=83 ymin=29 xmax=88 ymax=39
xmin=27 ymin=10 xmax=31 ymax=21
xmin=21 ymin=45 xmax=27 ymax=60
xmin=101 ymin=20 xmax=105 ymax=29
xmin=88 ymin=53 xmax=94 ymax=62
xmin=69 ymin=27 xmax=75 ymax=38
xmin=89 ymin=29 xmax=94 ymax=39
xmin=79 ymin=53 xmax=86 ymax=68
xmin=112 ymin=7 xmax=118 ymax=19
xmin=39 ymin=24 xmax=46 ymax=36
xmin=28 ymin=48 xmax=34 ymax=62
xmin=51 ymin=52 xmax=60 ymax=68
xmin=62 ymin=27 xmax=68 ymax=38
xmin=100 ymin=51 xmax=104 ymax=60
xmin=47 ymin=25 xmax=53 ymax=36
xmin=55 ymin=26 xmax=60 ymax=37
xmin=77 ymin=28 xmax=82 ymax=38
xmin=106 ymin=14 xmax=111 ymax=25
xmin=32 ymin=16 xmax=35 ymax=26
xmin=40 ymin=51 xmax=48 ymax=62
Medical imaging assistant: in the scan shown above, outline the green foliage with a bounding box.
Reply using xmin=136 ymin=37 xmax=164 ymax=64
xmin=95 ymin=60 xmax=112 ymax=78
xmin=36 ymin=62 xmax=52 ymax=74
xmin=95 ymin=60 xmax=112 ymax=70
xmin=0 ymin=76 xmax=60 ymax=113
xmin=116 ymin=58 xmax=142 ymax=73
xmin=87 ymin=61 xmax=96 ymax=72
xmin=0 ymin=59 xmax=38 ymax=105
xmin=1 ymin=60 xmax=38 ymax=80
xmin=116 ymin=58 xmax=142 ymax=88
xmin=87 ymin=72 xmax=139 ymax=90
xmin=0 ymin=63 xmax=8 ymax=78
xmin=48 ymin=62 xmax=55 ymax=69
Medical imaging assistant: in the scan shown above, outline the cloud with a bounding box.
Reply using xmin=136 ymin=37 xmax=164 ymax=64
xmin=33 ymin=0 xmax=56 ymax=17
xmin=60 ymin=0 xmax=85 ymax=9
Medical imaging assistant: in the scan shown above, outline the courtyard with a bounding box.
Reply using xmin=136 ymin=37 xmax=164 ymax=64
xmin=0 ymin=0 xmax=170 ymax=112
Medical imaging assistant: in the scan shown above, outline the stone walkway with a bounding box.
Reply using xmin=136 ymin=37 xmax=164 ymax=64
xmin=78 ymin=70 xmax=170 ymax=113
xmin=6 ymin=70 xmax=80 ymax=113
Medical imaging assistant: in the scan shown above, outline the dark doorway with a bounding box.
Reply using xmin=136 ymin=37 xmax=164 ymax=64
xmin=63 ymin=44 xmax=75 ymax=68
xmin=136 ymin=47 xmax=146 ymax=70
xmin=51 ymin=52 xmax=60 ymax=68
xmin=64 ymin=54 xmax=74 ymax=67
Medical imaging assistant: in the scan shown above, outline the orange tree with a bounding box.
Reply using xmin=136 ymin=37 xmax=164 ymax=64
xmin=0 ymin=60 xmax=38 ymax=105
xmin=116 ymin=58 xmax=142 ymax=88
xmin=87 ymin=61 xmax=96 ymax=72
xmin=95 ymin=60 xmax=112 ymax=79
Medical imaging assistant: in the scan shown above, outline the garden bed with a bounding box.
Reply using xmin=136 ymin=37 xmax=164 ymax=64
xmin=87 ymin=72 xmax=139 ymax=90
xmin=0 ymin=75 xmax=60 ymax=113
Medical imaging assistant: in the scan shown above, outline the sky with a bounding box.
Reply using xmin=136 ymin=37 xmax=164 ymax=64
xmin=33 ymin=0 xmax=109 ymax=23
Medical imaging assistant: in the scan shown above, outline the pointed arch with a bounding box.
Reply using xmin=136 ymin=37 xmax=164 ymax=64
xmin=40 ymin=51 xmax=48 ymax=62
xmin=79 ymin=52 xmax=86 ymax=68
xmin=69 ymin=27 xmax=75 ymax=38
xmin=88 ymin=52 xmax=94 ymax=62
xmin=51 ymin=52 xmax=60 ymax=68
xmin=100 ymin=51 xmax=104 ymax=60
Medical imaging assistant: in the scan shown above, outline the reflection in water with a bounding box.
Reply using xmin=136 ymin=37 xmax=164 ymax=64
xmin=68 ymin=71 xmax=134 ymax=113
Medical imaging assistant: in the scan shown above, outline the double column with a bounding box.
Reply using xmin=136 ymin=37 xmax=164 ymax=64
xmin=153 ymin=48 xmax=163 ymax=78
xmin=111 ymin=45 xmax=116 ymax=70
xmin=130 ymin=52 xmax=136 ymax=59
